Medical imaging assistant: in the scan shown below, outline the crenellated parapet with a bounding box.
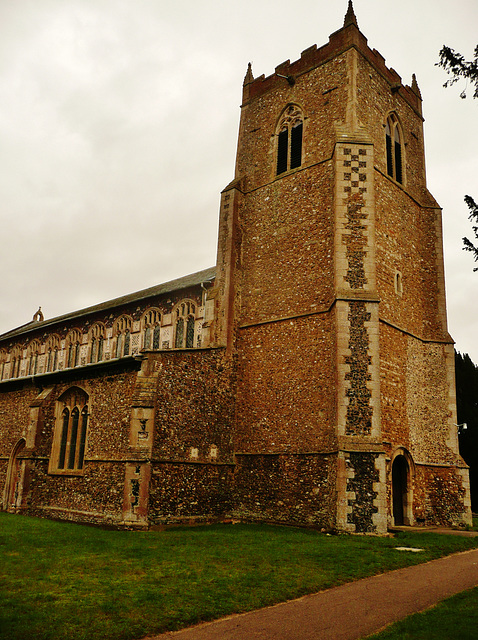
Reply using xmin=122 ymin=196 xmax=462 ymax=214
xmin=242 ymin=10 xmax=422 ymax=117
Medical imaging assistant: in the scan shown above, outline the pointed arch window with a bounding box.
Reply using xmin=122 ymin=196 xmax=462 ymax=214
xmin=66 ymin=329 xmax=82 ymax=368
xmin=89 ymin=323 xmax=105 ymax=364
xmin=45 ymin=335 xmax=60 ymax=373
xmin=385 ymin=114 xmax=403 ymax=184
xmin=9 ymin=346 xmax=23 ymax=379
xmin=26 ymin=340 xmax=41 ymax=376
xmin=114 ymin=316 xmax=132 ymax=358
xmin=0 ymin=349 xmax=6 ymax=381
xmin=141 ymin=309 xmax=161 ymax=351
xmin=276 ymin=105 xmax=304 ymax=175
xmin=50 ymin=387 xmax=89 ymax=474
xmin=174 ymin=300 xmax=197 ymax=349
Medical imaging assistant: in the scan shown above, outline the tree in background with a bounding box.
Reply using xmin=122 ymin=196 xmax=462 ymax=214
xmin=455 ymin=351 xmax=478 ymax=511
xmin=437 ymin=45 xmax=478 ymax=99
xmin=437 ymin=45 xmax=478 ymax=271
xmin=463 ymin=195 xmax=478 ymax=272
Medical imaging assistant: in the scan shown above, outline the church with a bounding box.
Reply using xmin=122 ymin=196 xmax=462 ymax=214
xmin=0 ymin=3 xmax=472 ymax=534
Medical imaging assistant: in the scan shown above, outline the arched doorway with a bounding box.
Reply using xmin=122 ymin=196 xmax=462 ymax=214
xmin=2 ymin=438 xmax=26 ymax=512
xmin=392 ymin=455 xmax=409 ymax=525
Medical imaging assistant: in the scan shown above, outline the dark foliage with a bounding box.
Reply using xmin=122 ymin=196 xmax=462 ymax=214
xmin=437 ymin=47 xmax=478 ymax=269
xmin=455 ymin=350 xmax=478 ymax=510
xmin=437 ymin=44 xmax=478 ymax=99
xmin=463 ymin=195 xmax=478 ymax=271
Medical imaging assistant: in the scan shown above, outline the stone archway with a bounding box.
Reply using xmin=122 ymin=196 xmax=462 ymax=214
xmin=392 ymin=455 xmax=408 ymax=525
xmin=390 ymin=449 xmax=415 ymax=526
xmin=2 ymin=438 xmax=26 ymax=512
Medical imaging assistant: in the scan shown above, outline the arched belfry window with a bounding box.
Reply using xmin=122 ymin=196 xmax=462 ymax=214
xmin=276 ymin=105 xmax=304 ymax=175
xmin=385 ymin=113 xmax=403 ymax=184
xmin=50 ymin=387 xmax=89 ymax=474
xmin=142 ymin=309 xmax=161 ymax=351
xmin=173 ymin=300 xmax=197 ymax=349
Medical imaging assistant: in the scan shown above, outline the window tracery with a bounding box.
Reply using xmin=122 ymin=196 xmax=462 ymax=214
xmin=50 ymin=387 xmax=89 ymax=474
xmin=65 ymin=329 xmax=82 ymax=368
xmin=26 ymin=340 xmax=41 ymax=376
xmin=173 ymin=301 xmax=196 ymax=349
xmin=45 ymin=335 xmax=61 ymax=373
xmin=385 ymin=113 xmax=403 ymax=184
xmin=114 ymin=316 xmax=133 ymax=358
xmin=9 ymin=345 xmax=23 ymax=379
xmin=0 ymin=349 xmax=6 ymax=381
xmin=89 ymin=323 xmax=106 ymax=364
xmin=276 ymin=105 xmax=304 ymax=175
xmin=141 ymin=309 xmax=161 ymax=351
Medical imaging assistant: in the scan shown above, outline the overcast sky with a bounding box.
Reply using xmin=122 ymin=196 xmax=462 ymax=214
xmin=1 ymin=0 xmax=477 ymax=361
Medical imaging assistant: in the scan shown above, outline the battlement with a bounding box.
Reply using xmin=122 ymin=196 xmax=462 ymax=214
xmin=242 ymin=14 xmax=422 ymax=116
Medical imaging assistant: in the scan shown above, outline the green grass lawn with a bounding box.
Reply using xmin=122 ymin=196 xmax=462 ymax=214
xmin=1 ymin=512 xmax=478 ymax=640
xmin=367 ymin=586 xmax=478 ymax=640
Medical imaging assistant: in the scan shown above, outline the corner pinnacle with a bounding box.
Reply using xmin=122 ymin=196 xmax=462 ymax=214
xmin=243 ymin=62 xmax=254 ymax=86
xmin=411 ymin=73 xmax=422 ymax=99
xmin=344 ymin=0 xmax=358 ymax=28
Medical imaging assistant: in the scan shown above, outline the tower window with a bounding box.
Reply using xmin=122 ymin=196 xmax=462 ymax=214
xmin=394 ymin=271 xmax=403 ymax=296
xmin=385 ymin=114 xmax=403 ymax=184
xmin=276 ymin=105 xmax=304 ymax=175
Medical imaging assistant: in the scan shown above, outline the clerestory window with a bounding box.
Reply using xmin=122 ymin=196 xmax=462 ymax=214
xmin=45 ymin=335 xmax=61 ymax=373
xmin=0 ymin=350 xmax=6 ymax=381
xmin=66 ymin=329 xmax=82 ymax=368
xmin=114 ymin=316 xmax=132 ymax=358
xmin=276 ymin=105 xmax=303 ymax=175
xmin=142 ymin=309 xmax=161 ymax=351
xmin=89 ymin=323 xmax=106 ymax=364
xmin=385 ymin=114 xmax=403 ymax=184
xmin=9 ymin=345 xmax=23 ymax=379
xmin=174 ymin=301 xmax=196 ymax=349
xmin=26 ymin=340 xmax=41 ymax=376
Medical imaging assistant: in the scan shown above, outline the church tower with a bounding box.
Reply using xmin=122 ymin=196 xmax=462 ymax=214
xmin=214 ymin=2 xmax=471 ymax=532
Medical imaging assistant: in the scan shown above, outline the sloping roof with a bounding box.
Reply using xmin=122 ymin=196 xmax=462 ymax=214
xmin=0 ymin=266 xmax=216 ymax=342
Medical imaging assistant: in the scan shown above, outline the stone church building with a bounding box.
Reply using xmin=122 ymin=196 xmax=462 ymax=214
xmin=0 ymin=3 xmax=472 ymax=533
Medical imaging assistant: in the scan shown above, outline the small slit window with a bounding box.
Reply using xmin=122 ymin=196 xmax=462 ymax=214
xmin=394 ymin=271 xmax=403 ymax=296
xmin=276 ymin=105 xmax=304 ymax=175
